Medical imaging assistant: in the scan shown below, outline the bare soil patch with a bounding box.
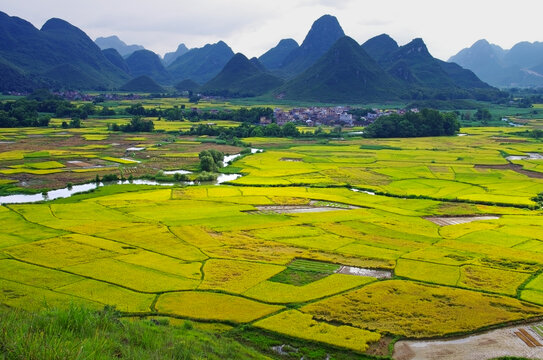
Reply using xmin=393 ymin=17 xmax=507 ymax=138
xmin=425 ymin=215 xmax=500 ymax=226
xmin=66 ymin=161 xmax=95 ymax=168
xmin=366 ymin=335 xmax=393 ymax=357
xmin=394 ymin=321 xmax=543 ymax=360
xmin=280 ymin=158 xmax=303 ymax=162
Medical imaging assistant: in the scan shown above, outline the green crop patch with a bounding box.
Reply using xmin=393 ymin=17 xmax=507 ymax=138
xmin=269 ymin=259 xmax=340 ymax=286
xmin=287 ymin=259 xmax=340 ymax=273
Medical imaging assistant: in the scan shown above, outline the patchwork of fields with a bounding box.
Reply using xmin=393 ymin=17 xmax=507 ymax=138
xmin=0 ymin=125 xmax=243 ymax=191
xmin=232 ymin=127 xmax=543 ymax=207
xmin=1 ymin=110 xmax=543 ymax=357
xmin=1 ymin=180 xmax=543 ymax=353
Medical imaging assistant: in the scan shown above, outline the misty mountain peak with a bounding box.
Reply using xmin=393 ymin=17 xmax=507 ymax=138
xmin=301 ymin=14 xmax=345 ymax=51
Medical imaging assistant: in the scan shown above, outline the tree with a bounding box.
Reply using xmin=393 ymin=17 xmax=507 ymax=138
xmin=281 ymin=122 xmax=300 ymax=137
xmin=474 ymin=109 xmax=492 ymax=124
xmin=199 ymin=155 xmax=216 ymax=172
xmin=263 ymin=123 xmax=281 ymax=137
xmin=198 ymin=150 xmax=224 ymax=172
xmin=109 ymin=116 xmax=154 ymax=133
xmin=70 ymin=117 xmax=81 ymax=128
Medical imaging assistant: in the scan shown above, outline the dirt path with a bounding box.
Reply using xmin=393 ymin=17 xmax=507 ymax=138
xmin=394 ymin=321 xmax=543 ymax=360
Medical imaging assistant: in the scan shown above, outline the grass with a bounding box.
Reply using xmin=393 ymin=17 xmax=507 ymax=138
xmin=0 ymin=304 xmax=268 ymax=360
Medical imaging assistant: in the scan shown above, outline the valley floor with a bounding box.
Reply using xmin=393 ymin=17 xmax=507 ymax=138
xmin=1 ymin=111 xmax=543 ymax=359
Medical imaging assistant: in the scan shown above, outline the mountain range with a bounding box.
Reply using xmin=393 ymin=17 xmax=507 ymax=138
xmin=95 ymin=35 xmax=144 ymax=57
xmin=0 ymin=11 xmax=507 ymax=102
xmin=449 ymin=40 xmax=543 ymax=88
xmin=0 ymin=12 xmax=130 ymax=91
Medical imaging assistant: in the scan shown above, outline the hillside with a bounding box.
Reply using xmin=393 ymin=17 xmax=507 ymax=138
xmin=258 ymin=38 xmax=299 ymax=70
xmin=0 ymin=59 xmax=35 ymax=91
xmin=0 ymin=305 xmax=267 ymax=360
xmin=125 ymin=50 xmax=171 ymax=84
xmin=372 ymin=37 xmax=497 ymax=99
xmin=201 ymin=53 xmax=283 ymax=97
xmin=0 ymin=12 xmax=129 ymax=90
xmin=102 ymin=48 xmax=130 ymax=73
xmin=167 ymin=41 xmax=234 ymax=84
xmin=379 ymin=38 xmax=459 ymax=88
xmin=175 ymin=79 xmax=201 ymax=92
xmin=279 ymin=36 xmax=404 ymax=102
xmin=279 ymin=15 xmax=345 ymax=77
xmin=120 ymin=75 xmax=164 ymax=92
xmin=95 ymin=35 xmax=144 ymax=57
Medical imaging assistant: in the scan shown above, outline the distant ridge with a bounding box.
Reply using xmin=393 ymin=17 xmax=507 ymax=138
xmin=167 ymin=41 xmax=234 ymax=84
xmin=95 ymin=35 xmax=144 ymax=57
xmin=201 ymin=53 xmax=283 ymax=97
xmin=163 ymin=44 xmax=189 ymax=67
xmin=449 ymin=39 xmax=543 ymax=87
xmin=125 ymin=50 xmax=171 ymax=84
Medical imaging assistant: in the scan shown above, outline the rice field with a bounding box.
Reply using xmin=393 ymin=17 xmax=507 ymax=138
xmin=1 ymin=101 xmax=543 ymax=356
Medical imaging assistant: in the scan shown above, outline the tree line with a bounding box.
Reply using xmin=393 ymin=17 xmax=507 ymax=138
xmin=363 ymin=109 xmax=459 ymax=138
xmin=0 ymin=90 xmax=109 ymax=127
xmin=125 ymin=103 xmax=273 ymax=124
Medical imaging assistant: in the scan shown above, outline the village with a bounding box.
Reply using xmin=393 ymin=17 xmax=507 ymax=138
xmin=267 ymin=106 xmax=418 ymax=127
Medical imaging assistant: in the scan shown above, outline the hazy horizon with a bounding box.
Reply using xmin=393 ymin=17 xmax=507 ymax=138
xmin=2 ymin=0 xmax=542 ymax=61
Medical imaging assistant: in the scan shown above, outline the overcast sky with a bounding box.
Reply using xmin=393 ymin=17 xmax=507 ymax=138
xmin=2 ymin=0 xmax=542 ymax=60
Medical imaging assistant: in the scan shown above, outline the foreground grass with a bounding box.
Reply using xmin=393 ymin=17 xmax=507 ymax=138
xmin=0 ymin=305 xmax=267 ymax=360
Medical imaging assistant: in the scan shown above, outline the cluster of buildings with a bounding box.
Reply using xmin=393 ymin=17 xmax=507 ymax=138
xmin=266 ymin=107 xmax=418 ymax=127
